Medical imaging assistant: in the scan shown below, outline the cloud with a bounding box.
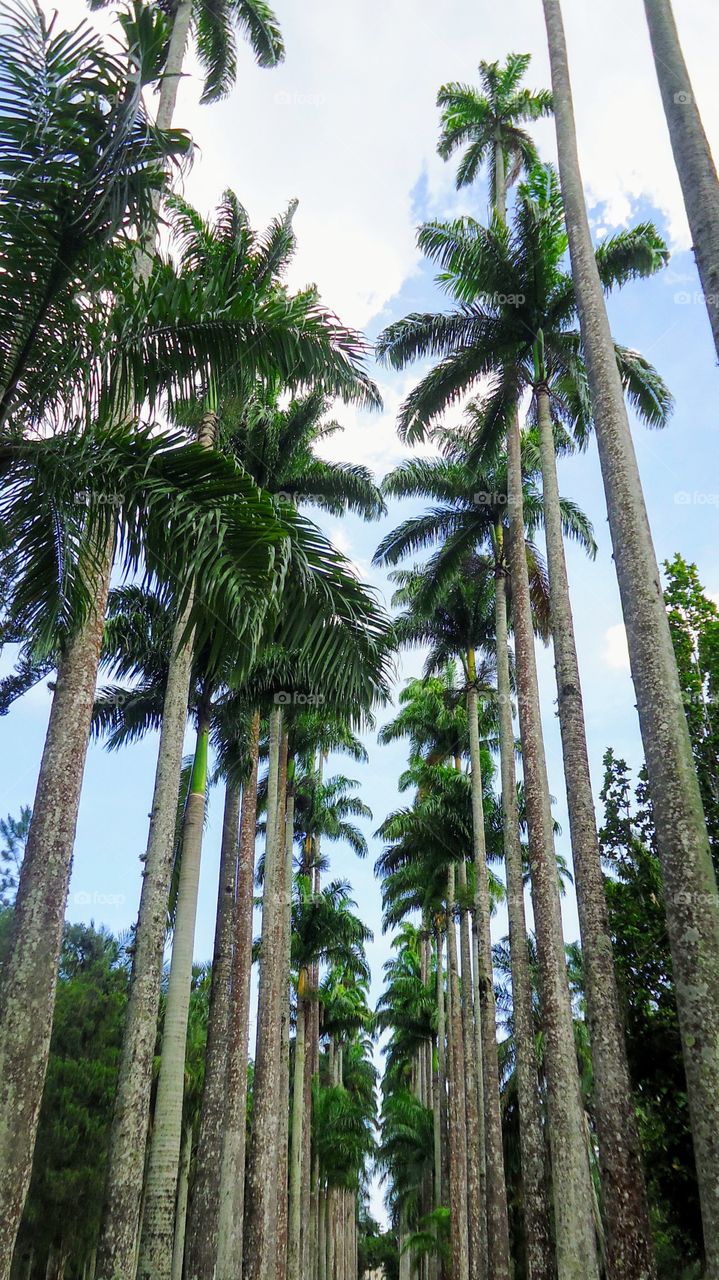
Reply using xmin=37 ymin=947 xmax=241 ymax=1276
xmin=603 ymin=623 xmax=631 ymax=672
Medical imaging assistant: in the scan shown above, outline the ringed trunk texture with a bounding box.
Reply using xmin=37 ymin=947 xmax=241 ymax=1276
xmin=182 ymin=779 xmax=241 ymax=1280
xmin=171 ymin=1120 xmax=193 ymax=1280
xmin=216 ymin=710 xmax=261 ymax=1275
xmin=506 ymin=407 xmax=600 ymax=1280
xmin=0 ymin=542 xmax=112 ymax=1277
xmin=643 ymin=0 xmax=719 ymax=363
xmin=137 ymin=707 xmax=212 ymax=1280
xmin=466 ymin=677 xmax=511 ymax=1280
xmin=536 ymin=387 xmax=655 ymax=1278
xmin=446 ymin=867 xmax=470 ymax=1280
xmin=494 ymin=557 xmax=553 ymax=1280
xmin=456 ymin=863 xmax=484 ymax=1280
xmin=243 ymin=708 xmax=286 ymax=1280
xmin=542 ymin=2 xmax=719 ymax=1267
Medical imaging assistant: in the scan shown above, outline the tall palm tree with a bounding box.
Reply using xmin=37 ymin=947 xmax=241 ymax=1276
xmin=437 ymin=53 xmax=552 ymax=219
xmin=96 ymin=191 xmax=381 ymax=1280
xmin=642 ymin=0 xmax=719 ymax=363
xmin=541 ymin=2 xmax=719 ymax=1270
xmin=376 ymin=430 xmax=593 ymax=1280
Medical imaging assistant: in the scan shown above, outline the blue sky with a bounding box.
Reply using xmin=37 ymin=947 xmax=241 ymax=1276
xmin=2 ymin=0 xmax=719 ymax=1222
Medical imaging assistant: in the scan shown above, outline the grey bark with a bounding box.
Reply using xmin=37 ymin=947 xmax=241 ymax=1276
xmin=506 ymin=406 xmax=600 ymax=1280
xmin=542 ymin=2 xmax=719 ymax=1268
xmin=182 ymin=779 xmax=241 ymax=1280
xmin=155 ymin=0 xmax=193 ymax=131
xmin=446 ymin=868 xmax=470 ymax=1280
xmin=275 ymin=785 xmax=295 ymax=1280
xmin=137 ymin=702 xmax=212 ymax=1280
xmin=466 ymin=684 xmax=512 ymax=1279
xmin=243 ymin=709 xmax=286 ymax=1280
xmin=171 ymin=1120 xmax=193 ymax=1280
xmin=216 ymin=710 xmax=261 ymax=1275
xmin=643 ymin=0 xmax=719 ymax=363
xmin=0 ymin=543 xmax=112 ymax=1278
xmin=456 ymin=862 xmax=485 ymax=1280
xmin=537 ymin=387 xmax=655 ymax=1278
xmin=289 ymin=981 xmax=309 ymax=1280
xmin=494 ymin=557 xmax=554 ymax=1280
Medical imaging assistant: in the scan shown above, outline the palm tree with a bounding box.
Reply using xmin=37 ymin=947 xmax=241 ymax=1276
xmin=642 ymin=0 xmax=719 ymax=362
xmin=96 ymin=191 xmax=381 ymax=1280
xmin=541 ymin=2 xmax=719 ymax=1269
xmin=376 ymin=431 xmax=592 ymax=1280
xmin=437 ymin=53 xmax=552 ymax=219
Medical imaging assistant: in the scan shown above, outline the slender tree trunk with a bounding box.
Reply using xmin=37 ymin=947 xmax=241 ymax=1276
xmin=318 ymin=1185 xmax=327 ymax=1280
xmin=155 ymin=0 xmax=193 ymax=130
xmin=276 ymin=782 xmax=295 ymax=1280
xmin=456 ymin=862 xmax=485 ymax=1280
xmin=244 ymin=709 xmax=287 ymax=1280
xmin=536 ymin=386 xmax=655 ymax=1277
xmin=182 ymin=779 xmax=241 ymax=1280
xmin=434 ymin=929 xmax=446 ymax=1213
xmin=446 ymin=868 xmax=470 ymax=1280
xmin=0 ymin=545 xmax=112 ymax=1276
xmin=171 ymin=1120 xmax=193 ymax=1280
xmin=542 ymin=2 xmax=719 ymax=1268
xmin=643 ymin=0 xmax=719 ymax=362
xmin=289 ymin=977 xmax=309 ymax=1280
xmin=506 ymin=406 xmax=600 ymax=1280
xmin=494 ymin=552 xmax=553 ymax=1280
xmin=138 ymin=700 xmax=212 ymax=1280
xmin=217 ymin=711 xmax=261 ymax=1275
xmin=466 ymin=673 xmax=512 ymax=1279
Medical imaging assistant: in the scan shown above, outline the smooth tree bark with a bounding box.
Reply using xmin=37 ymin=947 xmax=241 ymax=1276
xmin=243 ymin=708 xmax=287 ymax=1280
xmin=182 ymin=778 xmax=241 ymax=1280
xmin=466 ymin=669 xmax=512 ymax=1280
xmin=456 ymin=860 xmax=485 ymax=1280
xmin=536 ymin=386 xmax=655 ymax=1278
xmin=506 ymin=408 xmax=600 ymax=1280
xmin=155 ymin=0 xmax=193 ymax=130
xmin=171 ymin=1120 xmax=193 ymax=1280
xmin=0 ymin=544 xmax=113 ymax=1277
xmin=542 ymin=2 xmax=719 ymax=1267
xmin=643 ymin=0 xmax=719 ymax=362
xmin=494 ymin=545 xmax=553 ymax=1280
xmin=216 ymin=710 xmax=261 ymax=1275
xmin=445 ymin=866 xmax=470 ymax=1280
xmin=434 ymin=927 xmax=449 ymax=1214
xmin=137 ymin=699 xmax=212 ymax=1280
xmin=288 ymin=970 xmax=309 ymax=1280
xmin=275 ymin=779 xmax=295 ymax=1280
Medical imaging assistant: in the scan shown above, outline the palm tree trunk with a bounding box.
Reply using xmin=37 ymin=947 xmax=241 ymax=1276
xmin=182 ymin=778 xmax=241 ymax=1280
xmin=275 ymin=782 xmax=295 ymax=1280
xmin=244 ymin=709 xmax=287 ymax=1280
xmin=643 ymin=0 xmax=719 ymax=362
xmin=216 ymin=710 xmax=261 ymax=1275
xmin=506 ymin=407 xmax=600 ymax=1280
xmin=434 ymin=928 xmax=446 ymax=1212
xmin=456 ymin=861 xmax=485 ymax=1280
xmin=466 ymin=672 xmax=511 ymax=1279
xmin=171 ymin=1119 xmax=193 ymax=1280
xmin=536 ymin=385 xmax=655 ymax=1277
xmin=542 ymin=3 xmax=719 ymax=1269
xmin=493 ymin=549 xmax=553 ymax=1280
xmin=0 ymin=543 xmax=113 ymax=1277
xmin=289 ymin=976 xmax=309 ymax=1280
xmin=155 ymin=0 xmax=194 ymax=130
xmin=137 ymin=699 xmax=212 ymax=1280
xmin=446 ymin=866 xmax=470 ymax=1280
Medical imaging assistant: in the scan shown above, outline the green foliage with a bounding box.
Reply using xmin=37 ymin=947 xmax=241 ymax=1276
xmin=599 ymin=749 xmax=702 ymax=1275
xmin=0 ymin=804 xmax=29 ymax=904
xmin=663 ymin=554 xmax=719 ymax=860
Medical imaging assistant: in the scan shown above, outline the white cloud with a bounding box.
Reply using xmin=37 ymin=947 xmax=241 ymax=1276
xmin=603 ymin=623 xmax=631 ymax=672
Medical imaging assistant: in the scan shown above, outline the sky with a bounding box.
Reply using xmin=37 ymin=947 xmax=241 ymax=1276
xmin=2 ymin=0 xmax=719 ymax=1224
